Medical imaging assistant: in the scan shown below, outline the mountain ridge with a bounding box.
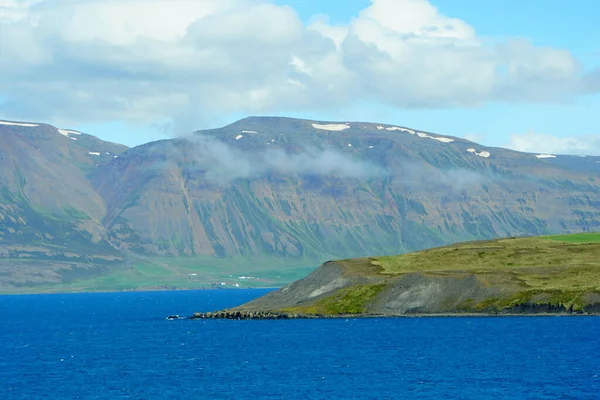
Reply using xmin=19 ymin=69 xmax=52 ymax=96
xmin=1 ymin=116 xmax=599 ymax=293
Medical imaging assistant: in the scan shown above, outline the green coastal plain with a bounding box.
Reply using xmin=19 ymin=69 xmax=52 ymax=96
xmin=13 ymin=256 xmax=315 ymax=294
xmin=220 ymin=233 xmax=600 ymax=317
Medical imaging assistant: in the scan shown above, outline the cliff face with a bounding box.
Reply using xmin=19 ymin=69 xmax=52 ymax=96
xmin=220 ymin=234 xmax=600 ymax=316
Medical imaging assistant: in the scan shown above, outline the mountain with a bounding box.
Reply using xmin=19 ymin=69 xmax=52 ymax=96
xmin=195 ymin=233 xmax=600 ymax=318
xmin=91 ymin=116 xmax=600 ymax=257
xmin=0 ymin=119 xmax=128 ymax=288
xmin=1 ymin=116 xmax=600 ymax=292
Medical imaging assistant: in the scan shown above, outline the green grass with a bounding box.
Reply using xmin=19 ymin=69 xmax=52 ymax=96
xmin=136 ymin=255 xmax=317 ymax=285
xmin=547 ymin=233 xmax=600 ymax=243
xmin=367 ymin=235 xmax=600 ymax=292
xmin=283 ymin=283 xmax=387 ymax=315
xmin=278 ymin=233 xmax=600 ymax=315
xmin=2 ymin=255 xmax=319 ymax=294
xmin=8 ymin=232 xmax=600 ymax=297
xmin=22 ymin=269 xmax=146 ymax=294
xmin=473 ymin=289 xmax=596 ymax=312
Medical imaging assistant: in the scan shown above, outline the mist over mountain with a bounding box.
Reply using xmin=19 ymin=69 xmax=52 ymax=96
xmin=1 ymin=116 xmax=599 ymax=292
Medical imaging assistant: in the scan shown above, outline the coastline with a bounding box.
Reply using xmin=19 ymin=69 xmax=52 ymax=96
xmin=186 ymin=309 xmax=600 ymax=320
xmin=0 ymin=286 xmax=281 ymax=296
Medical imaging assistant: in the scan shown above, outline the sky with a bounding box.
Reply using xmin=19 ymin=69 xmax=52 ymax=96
xmin=0 ymin=0 xmax=599 ymax=155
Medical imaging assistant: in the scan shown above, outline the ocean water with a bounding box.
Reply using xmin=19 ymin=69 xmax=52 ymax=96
xmin=1 ymin=289 xmax=599 ymax=399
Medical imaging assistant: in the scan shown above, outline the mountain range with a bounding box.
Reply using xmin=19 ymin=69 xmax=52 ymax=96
xmin=1 ymin=116 xmax=599 ymax=292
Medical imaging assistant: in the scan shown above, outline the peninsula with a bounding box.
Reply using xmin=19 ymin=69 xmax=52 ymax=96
xmin=191 ymin=233 xmax=600 ymax=318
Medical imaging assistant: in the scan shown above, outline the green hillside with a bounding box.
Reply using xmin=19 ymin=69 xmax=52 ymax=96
xmin=374 ymin=233 xmax=600 ymax=288
xmin=224 ymin=233 xmax=600 ymax=317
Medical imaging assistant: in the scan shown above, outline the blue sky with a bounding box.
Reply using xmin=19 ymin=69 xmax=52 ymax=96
xmin=0 ymin=0 xmax=599 ymax=154
xmin=270 ymin=0 xmax=600 ymax=152
xmin=277 ymin=0 xmax=600 ymax=54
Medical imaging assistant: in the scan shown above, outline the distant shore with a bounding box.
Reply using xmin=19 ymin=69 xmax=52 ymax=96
xmin=0 ymin=286 xmax=281 ymax=296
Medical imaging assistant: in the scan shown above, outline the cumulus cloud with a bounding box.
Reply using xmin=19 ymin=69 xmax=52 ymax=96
xmin=507 ymin=132 xmax=600 ymax=156
xmin=0 ymin=0 xmax=596 ymax=128
xmin=177 ymin=134 xmax=387 ymax=183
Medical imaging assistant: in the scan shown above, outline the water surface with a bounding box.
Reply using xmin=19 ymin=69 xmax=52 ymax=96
xmin=1 ymin=289 xmax=599 ymax=399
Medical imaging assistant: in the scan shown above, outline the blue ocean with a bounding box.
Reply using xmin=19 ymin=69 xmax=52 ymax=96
xmin=1 ymin=289 xmax=599 ymax=399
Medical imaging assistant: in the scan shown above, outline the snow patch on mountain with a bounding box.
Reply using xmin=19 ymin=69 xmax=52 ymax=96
xmin=0 ymin=120 xmax=39 ymax=127
xmin=415 ymin=131 xmax=455 ymax=143
xmin=388 ymin=127 xmax=416 ymax=134
xmin=378 ymin=126 xmax=453 ymax=142
xmin=312 ymin=123 xmax=350 ymax=131
xmin=432 ymin=137 xmax=455 ymax=143
xmin=467 ymin=148 xmax=491 ymax=158
xmin=58 ymin=128 xmax=82 ymax=137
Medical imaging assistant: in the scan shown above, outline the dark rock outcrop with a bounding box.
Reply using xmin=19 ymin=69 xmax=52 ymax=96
xmin=189 ymin=311 xmax=322 ymax=320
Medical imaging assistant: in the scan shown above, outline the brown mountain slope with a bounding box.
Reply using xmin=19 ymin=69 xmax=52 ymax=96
xmin=2 ymin=116 xmax=600 ymax=292
xmin=92 ymin=117 xmax=600 ymax=262
xmin=0 ymin=120 xmax=128 ymax=287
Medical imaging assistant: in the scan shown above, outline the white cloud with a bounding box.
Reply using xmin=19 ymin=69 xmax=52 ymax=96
xmin=177 ymin=134 xmax=387 ymax=183
xmin=309 ymin=18 xmax=348 ymax=50
xmin=0 ymin=0 xmax=597 ymax=129
xmin=507 ymin=132 xmax=600 ymax=156
xmin=0 ymin=0 xmax=39 ymax=22
xmin=291 ymin=55 xmax=313 ymax=76
xmin=44 ymin=0 xmax=237 ymax=44
xmin=354 ymin=0 xmax=476 ymax=43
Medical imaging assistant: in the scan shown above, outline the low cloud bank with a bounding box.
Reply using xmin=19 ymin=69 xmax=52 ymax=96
xmin=149 ymin=132 xmax=494 ymax=193
xmin=179 ymin=134 xmax=387 ymax=183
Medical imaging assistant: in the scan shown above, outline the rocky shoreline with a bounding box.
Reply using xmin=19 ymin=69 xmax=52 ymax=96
xmin=186 ymin=307 xmax=600 ymax=320
xmin=189 ymin=311 xmax=324 ymax=320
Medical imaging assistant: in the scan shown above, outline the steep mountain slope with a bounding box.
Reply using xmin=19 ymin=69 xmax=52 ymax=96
xmin=2 ymin=115 xmax=600 ymax=293
xmin=0 ymin=120 xmax=128 ymax=287
xmin=92 ymin=116 xmax=600 ymax=262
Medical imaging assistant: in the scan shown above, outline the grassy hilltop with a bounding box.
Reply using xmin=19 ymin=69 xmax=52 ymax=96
xmin=227 ymin=233 xmax=600 ymax=316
